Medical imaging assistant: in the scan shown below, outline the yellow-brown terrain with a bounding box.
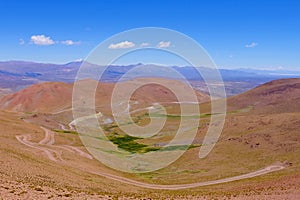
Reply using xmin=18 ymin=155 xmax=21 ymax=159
xmin=0 ymin=78 xmax=299 ymax=199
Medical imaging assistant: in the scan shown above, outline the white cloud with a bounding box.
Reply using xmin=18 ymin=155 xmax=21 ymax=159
xmin=157 ymin=41 xmax=171 ymax=48
xmin=245 ymin=42 xmax=258 ymax=48
xmin=61 ymin=40 xmax=81 ymax=46
xmin=140 ymin=42 xmax=150 ymax=47
xmin=30 ymin=35 xmax=55 ymax=45
xmin=19 ymin=38 xmax=25 ymax=45
xmin=30 ymin=35 xmax=82 ymax=46
xmin=108 ymin=41 xmax=135 ymax=49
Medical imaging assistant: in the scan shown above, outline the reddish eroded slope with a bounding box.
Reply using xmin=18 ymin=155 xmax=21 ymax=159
xmin=227 ymin=78 xmax=300 ymax=113
xmin=0 ymin=78 xmax=209 ymax=113
xmin=0 ymin=82 xmax=73 ymax=113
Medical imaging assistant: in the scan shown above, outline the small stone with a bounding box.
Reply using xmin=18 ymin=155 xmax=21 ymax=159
xmin=35 ymin=186 xmax=43 ymax=192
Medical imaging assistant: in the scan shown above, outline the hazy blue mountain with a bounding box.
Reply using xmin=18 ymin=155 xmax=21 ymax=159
xmin=0 ymin=60 xmax=299 ymax=96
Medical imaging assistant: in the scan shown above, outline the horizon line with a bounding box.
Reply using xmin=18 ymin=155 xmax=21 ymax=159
xmin=0 ymin=59 xmax=299 ymax=72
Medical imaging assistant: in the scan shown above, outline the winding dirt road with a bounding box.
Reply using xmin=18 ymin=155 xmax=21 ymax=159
xmin=16 ymin=134 xmax=62 ymax=162
xmin=16 ymin=126 xmax=286 ymax=190
xmin=16 ymin=127 xmax=93 ymax=162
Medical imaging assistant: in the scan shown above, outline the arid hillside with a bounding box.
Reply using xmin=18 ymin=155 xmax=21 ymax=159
xmin=0 ymin=78 xmax=299 ymax=199
xmin=0 ymin=82 xmax=73 ymax=113
xmin=227 ymin=78 xmax=300 ymax=114
xmin=0 ymin=78 xmax=209 ymax=114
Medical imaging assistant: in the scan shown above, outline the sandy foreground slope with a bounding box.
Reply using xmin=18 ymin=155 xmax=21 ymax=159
xmin=0 ymin=110 xmax=299 ymax=199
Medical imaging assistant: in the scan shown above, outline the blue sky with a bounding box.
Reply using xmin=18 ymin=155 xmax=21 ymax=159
xmin=0 ymin=0 xmax=299 ymax=70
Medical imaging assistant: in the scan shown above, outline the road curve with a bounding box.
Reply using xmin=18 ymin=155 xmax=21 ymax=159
xmin=38 ymin=127 xmax=55 ymax=145
xmin=81 ymin=164 xmax=285 ymax=190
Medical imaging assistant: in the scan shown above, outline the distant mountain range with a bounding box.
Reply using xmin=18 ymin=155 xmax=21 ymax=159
xmin=0 ymin=60 xmax=300 ymax=96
